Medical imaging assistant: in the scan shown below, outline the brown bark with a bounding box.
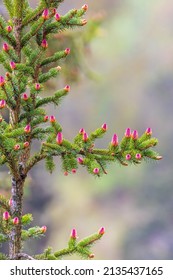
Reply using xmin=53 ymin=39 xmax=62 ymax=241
xmin=9 ymin=164 xmax=26 ymax=259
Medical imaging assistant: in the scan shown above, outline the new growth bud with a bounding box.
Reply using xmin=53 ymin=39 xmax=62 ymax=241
xmin=44 ymin=115 xmax=49 ymax=122
xmin=111 ymin=134 xmax=118 ymax=146
xmin=102 ymin=123 xmax=108 ymax=131
xmin=81 ymin=19 xmax=87 ymax=25
xmin=10 ymin=61 xmax=16 ymax=70
xmin=24 ymin=142 xmax=29 ymax=148
xmin=125 ymin=128 xmax=131 ymax=138
xmin=93 ymin=168 xmax=99 ymax=174
xmin=56 ymin=132 xmax=63 ymax=144
xmin=57 ymin=66 xmax=61 ymax=71
xmin=71 ymin=228 xmax=77 ymax=239
xmin=50 ymin=115 xmax=56 ymax=123
xmin=79 ymin=128 xmax=85 ymax=134
xmin=77 ymin=157 xmax=84 ymax=164
xmin=14 ymin=144 xmax=20 ymax=150
xmin=83 ymin=132 xmax=88 ymax=142
xmin=41 ymin=39 xmax=48 ymax=49
xmin=6 ymin=25 xmax=12 ymax=32
xmin=0 ymin=76 xmax=5 ymax=87
xmin=98 ymin=227 xmax=105 ymax=235
xmin=13 ymin=217 xmax=19 ymax=225
xmin=82 ymin=4 xmax=88 ymax=11
xmin=35 ymin=83 xmax=41 ymax=90
xmin=41 ymin=226 xmax=47 ymax=233
xmin=64 ymin=48 xmax=70 ymax=55
xmin=64 ymin=85 xmax=70 ymax=92
xmin=132 ymin=130 xmax=138 ymax=140
xmin=52 ymin=8 xmax=56 ymax=15
xmin=135 ymin=153 xmax=142 ymax=160
xmin=125 ymin=154 xmax=131 ymax=160
xmin=145 ymin=127 xmax=152 ymax=136
xmin=22 ymin=93 xmax=28 ymax=100
xmin=55 ymin=13 xmax=61 ymax=21
xmin=0 ymin=100 xmax=6 ymax=108
xmin=42 ymin=9 xmax=49 ymax=20
xmin=3 ymin=211 xmax=10 ymax=221
xmin=24 ymin=124 xmax=31 ymax=133
xmin=9 ymin=198 xmax=13 ymax=206
xmin=3 ymin=43 xmax=9 ymax=52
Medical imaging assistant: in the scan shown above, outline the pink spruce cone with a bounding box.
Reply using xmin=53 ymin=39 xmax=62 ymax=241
xmin=6 ymin=25 xmax=12 ymax=32
xmin=35 ymin=83 xmax=41 ymax=90
xmin=3 ymin=43 xmax=9 ymax=52
xmin=71 ymin=228 xmax=77 ymax=239
xmin=125 ymin=128 xmax=131 ymax=138
xmin=9 ymin=198 xmax=13 ymax=206
xmin=102 ymin=123 xmax=108 ymax=131
xmin=79 ymin=128 xmax=85 ymax=134
xmin=132 ymin=130 xmax=138 ymax=140
xmin=56 ymin=132 xmax=63 ymax=145
xmin=10 ymin=61 xmax=16 ymax=70
xmin=50 ymin=115 xmax=56 ymax=122
xmin=52 ymin=8 xmax=57 ymax=15
xmin=135 ymin=153 xmax=142 ymax=160
xmin=22 ymin=93 xmax=28 ymax=100
xmin=64 ymin=48 xmax=70 ymax=55
xmin=0 ymin=100 xmax=6 ymax=108
xmin=55 ymin=13 xmax=61 ymax=21
xmin=82 ymin=4 xmax=88 ymax=11
xmin=111 ymin=134 xmax=118 ymax=146
xmin=64 ymin=171 xmax=68 ymax=176
xmin=93 ymin=168 xmax=99 ymax=174
xmin=41 ymin=39 xmax=48 ymax=48
xmin=13 ymin=217 xmax=19 ymax=225
xmin=145 ymin=127 xmax=152 ymax=135
xmin=44 ymin=115 xmax=49 ymax=122
xmin=3 ymin=211 xmax=10 ymax=221
xmin=24 ymin=124 xmax=31 ymax=133
xmin=77 ymin=157 xmax=84 ymax=164
xmin=72 ymin=169 xmax=77 ymax=174
xmin=64 ymin=85 xmax=70 ymax=92
xmin=42 ymin=9 xmax=49 ymax=20
xmin=24 ymin=141 xmax=29 ymax=148
xmin=126 ymin=154 xmax=131 ymax=160
xmin=0 ymin=76 xmax=5 ymax=87
xmin=41 ymin=226 xmax=47 ymax=233
xmin=83 ymin=132 xmax=88 ymax=142
xmin=99 ymin=227 xmax=105 ymax=235
xmin=14 ymin=144 xmax=20 ymax=150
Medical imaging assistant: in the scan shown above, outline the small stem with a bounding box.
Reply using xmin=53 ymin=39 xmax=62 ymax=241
xmin=15 ymin=253 xmax=35 ymax=260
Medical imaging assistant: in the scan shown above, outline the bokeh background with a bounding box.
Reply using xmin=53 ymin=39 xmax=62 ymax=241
xmin=1 ymin=0 xmax=173 ymax=259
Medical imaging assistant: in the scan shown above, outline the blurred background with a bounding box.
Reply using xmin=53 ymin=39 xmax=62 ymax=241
xmin=1 ymin=0 xmax=173 ymax=259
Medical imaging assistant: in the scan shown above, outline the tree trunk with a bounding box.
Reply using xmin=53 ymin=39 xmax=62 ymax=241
xmin=9 ymin=174 xmax=25 ymax=259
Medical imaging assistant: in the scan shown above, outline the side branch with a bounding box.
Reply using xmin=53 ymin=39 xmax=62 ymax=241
xmin=15 ymin=253 xmax=35 ymax=260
